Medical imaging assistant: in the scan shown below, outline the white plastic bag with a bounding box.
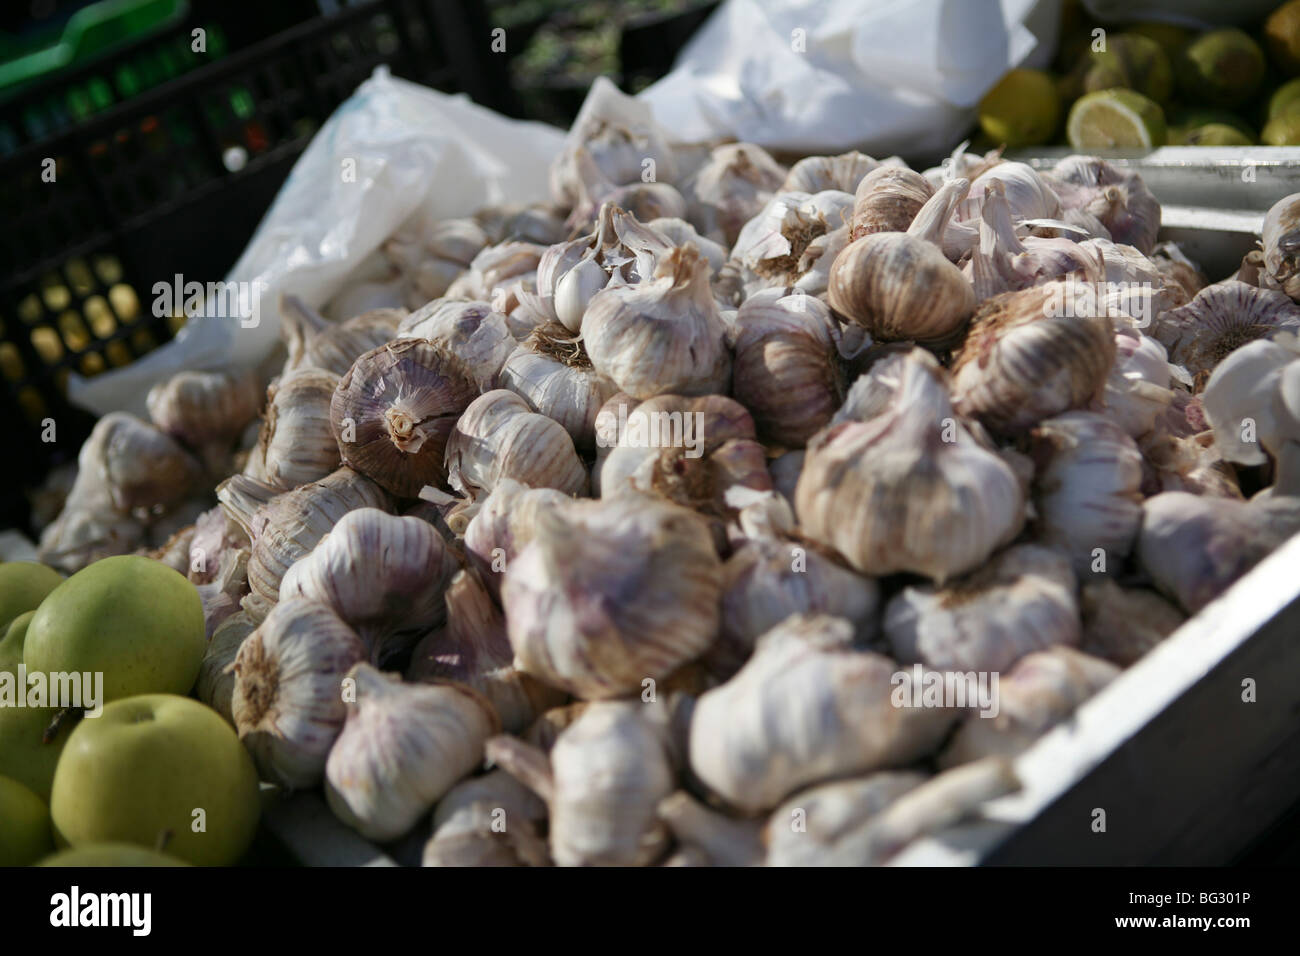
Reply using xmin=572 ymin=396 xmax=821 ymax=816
xmin=637 ymin=0 xmax=1060 ymax=157
xmin=70 ymin=67 xmax=566 ymax=416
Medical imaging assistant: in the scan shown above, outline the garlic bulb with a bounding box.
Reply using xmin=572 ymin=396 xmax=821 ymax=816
xmin=384 ymin=217 xmax=488 ymax=307
xmin=196 ymin=545 xmax=250 ymax=639
xmin=583 ymin=243 xmax=731 ymax=399
xmin=1155 ymin=281 xmax=1300 ymax=387
xmin=331 ymin=338 xmax=478 ymax=498
xmin=462 ymin=478 xmax=574 ymax=597
xmin=1150 ymin=241 xmax=1207 ymax=302
xmin=656 ymin=791 xmax=765 ymax=866
xmin=242 ymin=368 xmax=340 ymax=490
xmin=829 ymin=178 xmax=975 ymax=346
xmin=944 ymin=161 xmax=1063 ymax=258
xmin=444 ymin=390 xmax=589 ymax=499
xmin=1139 ymin=429 xmax=1244 ymax=500
xmin=732 ymin=190 xmax=855 ymax=288
xmin=498 ymin=323 xmax=619 ymax=450
xmin=279 ymin=508 xmax=458 ymax=665
xmin=783 ymin=151 xmax=880 ymax=196
xmin=564 ymin=145 xmax=688 ymax=231
xmin=476 ymin=202 xmax=569 ymax=247
xmin=549 ymin=90 xmax=678 ymax=207
xmin=951 ymin=282 xmax=1116 ymax=434
xmin=1261 ymin=191 xmax=1300 ymax=301
xmin=488 ymin=698 xmax=678 ymax=866
xmin=646 ymin=217 xmax=729 ymax=274
xmin=1202 ymin=336 xmax=1300 ymax=492
xmin=681 ymin=142 xmax=787 ymax=246
xmin=280 ymin=296 xmax=404 ymax=376
xmin=764 ymin=771 xmax=926 ymax=866
xmin=89 ymin=412 xmax=203 ymax=513
xmin=849 ymin=166 xmax=934 ymax=238
xmin=689 ymin=615 xmax=955 ymax=813
xmin=325 ymin=663 xmax=499 ymax=842
xmin=408 ymin=569 xmax=566 ymax=733
xmin=939 ymin=648 xmax=1119 ymax=769
xmin=1100 ymin=331 xmax=1180 ymax=438
xmin=730 ymin=289 xmax=844 ymax=447
xmin=1028 ymin=412 xmax=1144 ymax=576
xmin=218 ymin=466 xmax=391 ymax=621
xmin=146 ymin=368 xmax=262 ymax=470
xmin=445 ymin=241 xmax=546 ymax=308
xmin=712 ymin=492 xmax=880 ymax=680
xmin=1043 ymin=155 xmax=1161 ymax=254
xmin=197 ymin=610 xmax=255 ymax=726
xmin=422 ymin=769 xmax=550 ymax=867
xmin=1080 ymin=579 xmax=1185 ymax=666
xmin=795 ymin=349 xmax=1025 ymax=582
xmin=396 ymin=298 xmax=515 ymax=390
xmin=884 ymin=544 xmax=1081 ymax=673
xmin=231 ymin=599 xmax=367 ymax=788
xmin=501 ymin=494 xmax=722 ymax=699
xmin=595 ymin=393 xmax=770 ymax=517
xmin=1136 ymin=491 xmax=1300 ymax=613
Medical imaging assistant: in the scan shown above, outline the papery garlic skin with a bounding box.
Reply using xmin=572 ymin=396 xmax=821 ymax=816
xmin=444 ymin=390 xmax=589 ymax=499
xmin=783 ymin=151 xmax=881 ymax=196
xmin=396 ymin=298 xmax=514 ymax=390
xmin=951 ymin=282 xmax=1116 ymax=435
xmin=502 ymin=495 xmax=722 ymax=699
xmin=731 ymin=289 xmax=844 ymax=447
xmin=884 ymin=544 xmax=1081 ymax=674
xmin=408 ymin=569 xmax=565 ymax=734
xmin=849 ymin=166 xmax=934 ymax=238
xmin=764 ymin=772 xmax=926 ymax=867
xmin=1261 ymin=191 xmax=1300 ymax=302
xmin=583 ymin=243 xmax=731 ymax=400
xmin=681 ymin=142 xmax=788 ymax=246
xmin=939 ymin=647 xmax=1118 ymax=769
xmin=1043 ymin=155 xmax=1160 ymax=254
xmin=796 ymin=349 xmax=1025 ymax=583
xmin=243 ymin=368 xmax=340 ymax=490
xmin=499 ymin=325 xmax=618 ymax=451
xmin=325 ymin=663 xmax=499 ymax=842
xmin=1080 ymin=579 xmax=1185 ymax=666
xmin=1029 ymin=412 xmax=1144 ymax=576
xmin=733 ymin=190 xmax=855 ymax=290
xmin=422 ymin=770 xmax=550 ymax=867
xmin=280 ymin=296 xmax=403 ymax=377
xmin=231 ymin=599 xmax=366 ymax=788
xmin=198 ymin=610 xmax=256 ymax=726
xmin=462 ymin=478 xmax=574 ymax=598
xmin=1154 ymin=280 xmax=1300 ymax=385
xmin=331 ymin=338 xmax=479 ymax=498
xmin=279 ymin=508 xmax=457 ymax=665
xmin=1100 ymin=331 xmax=1179 ymax=438
xmin=689 ymin=615 xmax=955 ymax=814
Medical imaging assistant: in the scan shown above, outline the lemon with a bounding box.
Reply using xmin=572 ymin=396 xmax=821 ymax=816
xmin=1080 ymin=34 xmax=1174 ymax=104
xmin=978 ymin=69 xmax=1061 ymax=149
xmin=1168 ymin=107 xmax=1255 ymax=140
xmin=1126 ymin=22 xmax=1192 ymax=64
xmin=1176 ymin=29 xmax=1265 ymax=109
xmin=1262 ymin=106 xmax=1300 ymax=145
xmin=1178 ymin=123 xmax=1254 ymax=146
xmin=1266 ymin=0 xmax=1300 ymax=76
xmin=1269 ymin=78 xmax=1300 ymax=121
xmin=1067 ymin=88 xmax=1166 ymax=150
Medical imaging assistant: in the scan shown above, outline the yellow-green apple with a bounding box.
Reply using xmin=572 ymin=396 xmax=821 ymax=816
xmin=0 ymin=705 xmax=73 ymax=800
xmin=0 ymin=774 xmax=53 ymax=865
xmin=0 ymin=562 xmax=62 ymax=633
xmin=50 ymin=694 xmax=260 ymax=866
xmin=38 ymin=842 xmax=190 ymax=866
xmin=0 ymin=610 xmax=34 ymax=674
xmin=25 ymin=555 xmax=204 ymax=702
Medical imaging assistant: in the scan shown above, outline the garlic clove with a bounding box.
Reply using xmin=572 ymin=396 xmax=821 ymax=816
xmin=764 ymin=771 xmax=927 ymax=866
xmin=689 ymin=614 xmax=956 ymax=814
xmin=324 ymin=663 xmax=499 ymax=842
xmin=883 ymin=544 xmax=1081 ymax=674
xmin=331 ymin=338 xmax=479 ymax=498
xmin=231 ymin=599 xmax=367 ymax=788
xmin=462 ymin=478 xmax=575 ymax=601
xmin=502 ymin=494 xmax=722 ymax=700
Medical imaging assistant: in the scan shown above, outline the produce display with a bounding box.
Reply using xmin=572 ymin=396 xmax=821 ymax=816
xmin=979 ymin=0 xmax=1300 ymax=148
xmin=7 ymin=7 xmax=1300 ymax=871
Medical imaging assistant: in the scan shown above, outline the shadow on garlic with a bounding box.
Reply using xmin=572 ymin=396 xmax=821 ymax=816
xmin=689 ymin=614 xmax=956 ymax=814
xmin=231 ymin=598 xmax=367 ymax=788
xmin=422 ymin=769 xmax=550 ymax=867
xmin=325 ymin=662 xmax=499 ymax=842
xmin=501 ymin=494 xmax=722 ymax=699
xmin=795 ymin=349 xmax=1025 ymax=582
xmin=884 ymin=544 xmax=1080 ymax=674
xmin=407 ymin=568 xmax=566 ymax=734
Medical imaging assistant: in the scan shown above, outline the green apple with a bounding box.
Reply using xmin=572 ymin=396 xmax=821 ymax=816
xmin=38 ymin=842 xmax=189 ymax=867
xmin=24 ymin=555 xmax=204 ymax=703
xmin=50 ymin=694 xmax=260 ymax=866
xmin=0 ymin=610 xmax=34 ymax=674
xmin=0 ymin=562 xmax=63 ymax=633
xmin=0 ymin=705 xmax=73 ymax=800
xmin=0 ymin=774 xmax=53 ymax=866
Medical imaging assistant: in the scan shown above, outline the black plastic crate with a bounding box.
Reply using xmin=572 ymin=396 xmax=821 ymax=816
xmin=0 ymin=0 xmax=513 ymax=531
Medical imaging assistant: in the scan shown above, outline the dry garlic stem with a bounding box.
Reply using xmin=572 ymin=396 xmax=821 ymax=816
xmin=689 ymin=615 xmax=955 ymax=814
xmin=324 ymin=663 xmax=499 ymax=842
xmin=278 ymin=508 xmax=458 ymax=666
xmin=231 ymin=599 xmax=366 ymax=788
xmin=331 ymin=338 xmax=479 ymax=497
xmin=502 ymin=494 xmax=721 ymax=699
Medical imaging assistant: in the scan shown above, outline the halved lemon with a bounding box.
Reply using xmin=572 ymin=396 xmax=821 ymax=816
xmin=1066 ymin=88 xmax=1166 ymax=150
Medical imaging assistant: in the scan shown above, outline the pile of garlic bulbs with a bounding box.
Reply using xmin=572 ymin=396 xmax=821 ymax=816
xmin=35 ymin=117 xmax=1300 ymax=865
